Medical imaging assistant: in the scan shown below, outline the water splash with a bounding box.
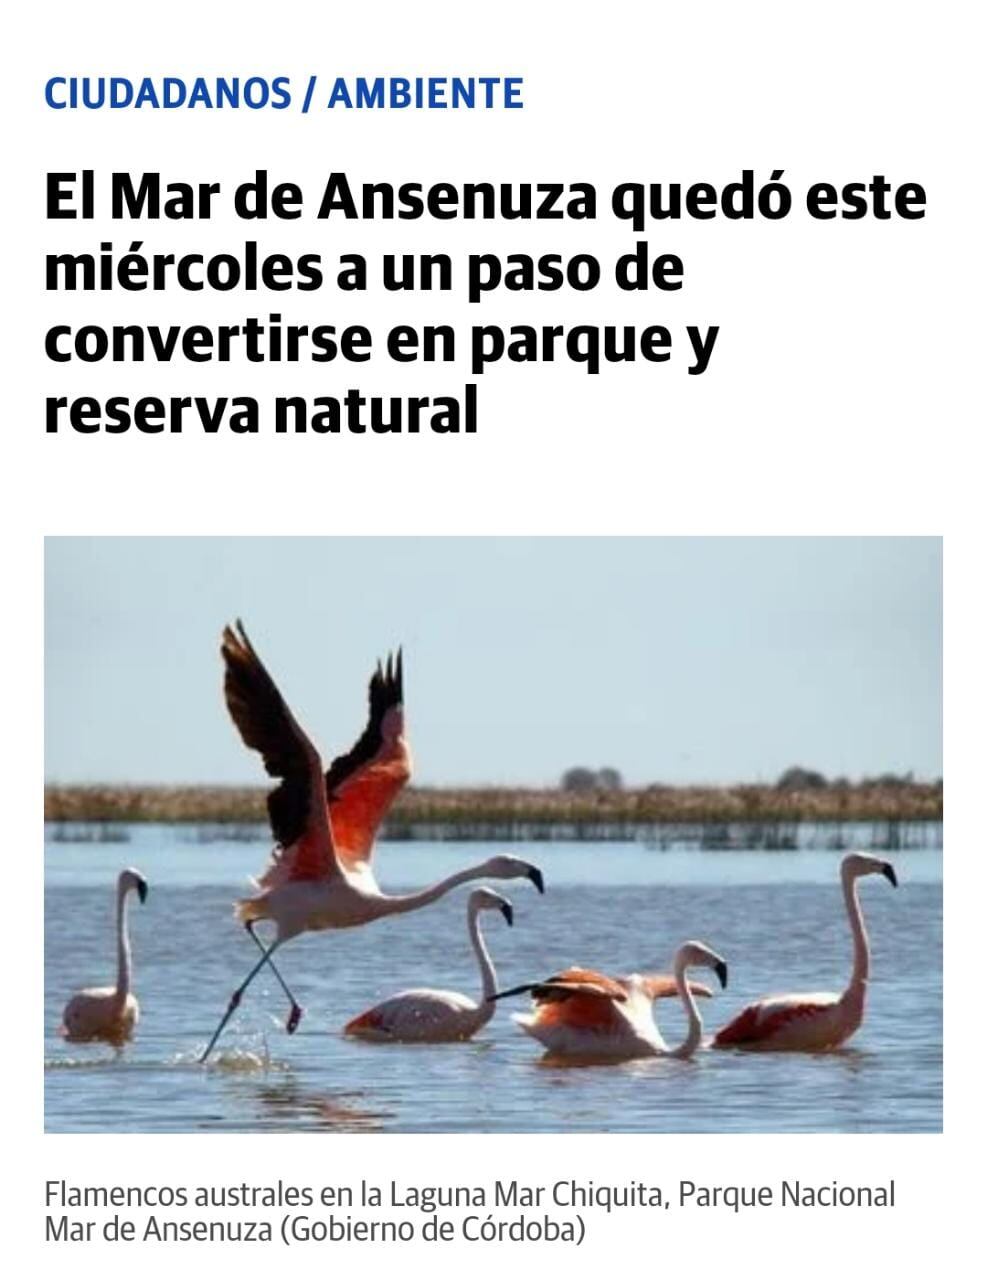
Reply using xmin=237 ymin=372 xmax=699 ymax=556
xmin=181 ymin=1032 xmax=288 ymax=1073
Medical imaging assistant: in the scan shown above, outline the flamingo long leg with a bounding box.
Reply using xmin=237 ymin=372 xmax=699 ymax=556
xmin=200 ymin=940 xmax=284 ymax=1063
xmin=245 ymin=922 xmax=303 ymax=1033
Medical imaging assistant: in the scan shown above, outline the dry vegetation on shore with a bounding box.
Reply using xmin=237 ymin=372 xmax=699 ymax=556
xmin=45 ymin=779 xmax=943 ymax=831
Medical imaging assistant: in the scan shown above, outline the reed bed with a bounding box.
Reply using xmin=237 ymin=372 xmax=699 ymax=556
xmin=45 ymin=781 xmax=942 ymax=831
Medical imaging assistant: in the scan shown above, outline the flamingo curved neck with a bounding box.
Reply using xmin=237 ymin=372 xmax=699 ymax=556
xmin=667 ymin=958 xmax=703 ymax=1059
xmin=115 ymin=880 xmax=133 ymax=1003
xmin=468 ymin=907 xmax=498 ymax=1007
xmin=379 ymin=861 xmax=498 ymax=918
xmin=842 ymin=865 xmax=870 ymax=993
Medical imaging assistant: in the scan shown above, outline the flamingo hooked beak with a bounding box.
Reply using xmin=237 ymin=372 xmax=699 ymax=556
xmin=500 ymin=903 xmax=514 ymax=927
xmin=882 ymin=863 xmax=898 ymax=888
xmin=714 ymin=960 xmax=728 ymax=989
xmin=136 ymin=876 xmax=149 ymax=904
xmin=526 ymin=866 xmax=545 ymax=894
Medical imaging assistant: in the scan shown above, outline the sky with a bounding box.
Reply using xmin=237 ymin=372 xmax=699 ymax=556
xmin=44 ymin=537 xmax=942 ymax=787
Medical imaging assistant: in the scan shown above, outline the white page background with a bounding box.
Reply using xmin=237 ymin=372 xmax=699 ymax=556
xmin=4 ymin=1 xmax=978 ymax=1274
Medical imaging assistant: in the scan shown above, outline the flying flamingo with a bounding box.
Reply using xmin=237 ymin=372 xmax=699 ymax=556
xmin=712 ymin=852 xmax=897 ymax=1051
xmin=344 ymin=887 xmax=515 ymax=1042
xmin=60 ymin=868 xmax=148 ymax=1048
xmin=201 ymin=622 xmax=545 ymax=1062
xmin=492 ymin=942 xmax=726 ymax=1060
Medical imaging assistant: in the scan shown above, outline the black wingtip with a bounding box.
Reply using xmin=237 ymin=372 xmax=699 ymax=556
xmin=375 ymin=649 xmax=404 ymax=704
xmin=233 ymin=618 xmax=254 ymax=655
xmin=222 ymin=621 xmax=251 ymax=668
xmin=487 ymin=981 xmax=536 ymax=1003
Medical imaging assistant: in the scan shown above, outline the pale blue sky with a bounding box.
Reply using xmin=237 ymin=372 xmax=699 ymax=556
xmin=44 ymin=537 xmax=941 ymax=787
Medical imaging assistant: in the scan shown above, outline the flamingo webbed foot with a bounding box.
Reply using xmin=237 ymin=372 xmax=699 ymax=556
xmin=286 ymin=1004 xmax=303 ymax=1034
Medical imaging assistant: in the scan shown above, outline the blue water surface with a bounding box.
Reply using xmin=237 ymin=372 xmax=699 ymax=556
xmin=44 ymin=829 xmax=942 ymax=1133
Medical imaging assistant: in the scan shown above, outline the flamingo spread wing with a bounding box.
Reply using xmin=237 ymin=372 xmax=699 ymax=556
xmin=324 ymin=652 xmax=410 ymax=879
xmin=528 ymin=990 xmax=631 ymax=1034
xmin=221 ymin=621 xmax=337 ymax=884
xmin=499 ymin=966 xmax=712 ymax=1005
xmin=527 ymin=968 xmax=631 ymax=1002
xmin=494 ymin=970 xmax=628 ymax=1039
xmin=517 ymin=967 xmax=712 ymax=1033
xmin=536 ymin=968 xmax=712 ymax=1001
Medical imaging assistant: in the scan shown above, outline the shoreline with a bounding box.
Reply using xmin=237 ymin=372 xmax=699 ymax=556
xmin=44 ymin=782 xmax=943 ymax=848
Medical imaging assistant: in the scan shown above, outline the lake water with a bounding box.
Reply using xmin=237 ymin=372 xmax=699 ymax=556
xmin=44 ymin=828 xmax=942 ymax=1133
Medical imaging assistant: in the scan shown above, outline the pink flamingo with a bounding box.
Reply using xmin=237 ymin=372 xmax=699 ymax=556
xmin=713 ymin=853 xmax=897 ymax=1051
xmin=201 ymin=622 xmax=544 ymax=1062
xmin=344 ymin=888 xmax=515 ymax=1042
xmin=492 ymin=944 xmax=726 ymax=1060
xmin=60 ymin=868 xmax=148 ymax=1048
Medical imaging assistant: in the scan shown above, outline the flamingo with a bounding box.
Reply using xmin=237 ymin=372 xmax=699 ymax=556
xmin=344 ymin=887 xmax=515 ymax=1042
xmin=201 ymin=622 xmax=545 ymax=1062
xmin=712 ymin=852 xmax=897 ymax=1051
xmin=492 ymin=942 xmax=726 ymax=1060
xmin=60 ymin=868 xmax=148 ymax=1048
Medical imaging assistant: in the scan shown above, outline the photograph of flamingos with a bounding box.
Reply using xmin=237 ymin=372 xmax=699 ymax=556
xmin=44 ymin=537 xmax=942 ymax=1133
